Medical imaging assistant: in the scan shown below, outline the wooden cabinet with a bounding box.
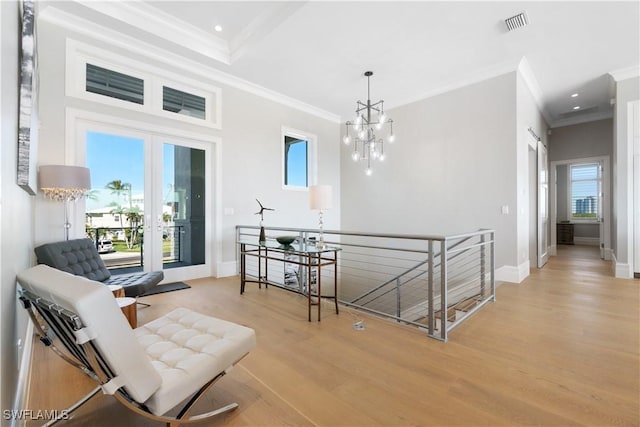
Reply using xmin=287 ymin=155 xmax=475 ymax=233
xmin=557 ymin=223 xmax=574 ymax=245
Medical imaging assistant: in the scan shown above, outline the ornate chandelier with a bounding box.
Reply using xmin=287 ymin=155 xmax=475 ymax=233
xmin=342 ymin=71 xmax=395 ymax=176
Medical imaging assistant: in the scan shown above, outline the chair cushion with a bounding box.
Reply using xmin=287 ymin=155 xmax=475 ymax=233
xmin=34 ymin=238 xmax=111 ymax=282
xmin=17 ymin=265 xmax=162 ymax=403
xmin=105 ymin=271 xmax=164 ymax=297
xmin=134 ymin=308 xmax=257 ymax=416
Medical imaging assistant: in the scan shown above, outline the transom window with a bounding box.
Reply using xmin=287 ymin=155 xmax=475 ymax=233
xmin=86 ymin=64 xmax=144 ymax=105
xmin=570 ymin=162 xmax=601 ymax=221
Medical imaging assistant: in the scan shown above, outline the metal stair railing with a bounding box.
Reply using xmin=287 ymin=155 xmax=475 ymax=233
xmin=236 ymin=226 xmax=495 ymax=341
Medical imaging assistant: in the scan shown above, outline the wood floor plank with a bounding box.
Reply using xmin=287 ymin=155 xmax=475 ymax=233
xmin=24 ymin=245 xmax=639 ymax=426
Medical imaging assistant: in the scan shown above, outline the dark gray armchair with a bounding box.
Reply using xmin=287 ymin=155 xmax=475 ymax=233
xmin=34 ymin=238 xmax=163 ymax=298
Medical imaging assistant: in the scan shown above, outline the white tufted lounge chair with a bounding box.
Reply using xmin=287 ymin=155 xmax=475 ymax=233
xmin=18 ymin=265 xmax=256 ymax=426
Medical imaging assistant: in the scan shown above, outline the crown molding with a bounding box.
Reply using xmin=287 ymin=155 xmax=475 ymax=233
xmin=549 ymin=110 xmax=613 ymax=129
xmin=39 ymin=6 xmax=340 ymax=124
xmin=230 ymin=2 xmax=307 ymax=63
xmin=517 ymin=57 xmax=553 ymax=126
xmin=609 ymin=65 xmax=640 ymax=82
xmin=76 ymin=0 xmax=231 ymax=65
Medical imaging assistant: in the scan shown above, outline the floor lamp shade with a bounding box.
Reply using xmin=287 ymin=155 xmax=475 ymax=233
xmin=309 ymin=185 xmax=332 ymax=210
xmin=38 ymin=165 xmax=91 ymax=240
xmin=38 ymin=165 xmax=91 ymax=201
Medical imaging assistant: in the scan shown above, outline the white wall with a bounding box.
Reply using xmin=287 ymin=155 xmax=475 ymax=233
xmin=35 ymin=17 xmax=340 ymax=276
xmin=340 ymin=72 xmax=519 ymax=277
xmin=1 ymin=0 xmax=36 ymax=418
xmin=613 ymin=76 xmax=640 ymax=277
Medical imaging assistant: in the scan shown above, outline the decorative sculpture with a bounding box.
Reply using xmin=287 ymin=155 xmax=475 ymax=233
xmin=255 ymin=199 xmax=274 ymax=243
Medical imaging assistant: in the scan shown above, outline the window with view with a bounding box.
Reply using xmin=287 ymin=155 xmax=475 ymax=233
xmin=570 ymin=163 xmax=601 ymax=220
xmin=284 ymin=136 xmax=308 ymax=187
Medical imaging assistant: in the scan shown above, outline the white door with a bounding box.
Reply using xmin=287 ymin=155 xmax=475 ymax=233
xmin=537 ymin=140 xmax=549 ymax=268
xmin=84 ymin=127 xmax=211 ymax=282
xmin=146 ymin=136 xmax=211 ymax=282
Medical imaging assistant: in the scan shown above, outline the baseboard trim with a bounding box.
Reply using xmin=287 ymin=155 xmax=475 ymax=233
xmin=612 ymin=253 xmax=632 ymax=279
xmin=495 ymin=261 xmax=530 ymax=283
xmin=573 ymin=237 xmax=599 ymax=246
xmin=11 ymin=321 xmax=34 ymax=427
xmin=216 ymin=261 xmax=238 ymax=278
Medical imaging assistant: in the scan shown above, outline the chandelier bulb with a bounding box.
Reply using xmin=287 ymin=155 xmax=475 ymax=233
xmin=375 ymin=122 xmax=383 ymax=130
xmin=358 ymin=130 xmax=365 ymax=139
xmin=365 ymin=167 xmax=372 ymax=176
xmin=343 ymin=135 xmax=351 ymax=144
xmin=379 ymin=153 xmax=385 ymax=161
xmin=388 ymin=134 xmax=396 ymax=143
xmin=352 ymin=151 xmax=360 ymax=161
xmin=355 ymin=115 xmax=362 ymax=125
xmin=379 ymin=112 xmax=387 ymax=123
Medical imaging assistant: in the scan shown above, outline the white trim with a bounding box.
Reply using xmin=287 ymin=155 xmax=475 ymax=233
xmin=40 ymin=7 xmax=340 ymax=124
xmin=281 ymin=126 xmax=318 ymax=191
xmin=550 ymin=110 xmax=614 ymax=129
xmin=549 ymin=156 xmax=611 ymax=261
xmin=495 ymin=261 xmax=530 ymax=284
xmin=217 ymin=261 xmax=239 ymax=278
xmin=573 ymin=237 xmax=599 ymax=246
xmin=66 ymin=39 xmax=222 ymax=130
xmin=387 ymin=57 xmax=522 ymax=113
xmin=609 ymin=65 xmax=640 ymax=82
xmin=65 ymin=108 xmax=222 ymax=281
xmin=518 ymin=57 xmax=553 ymax=126
xmin=79 ymin=1 xmax=231 ymax=65
xmin=612 ymin=252 xmax=632 ymax=279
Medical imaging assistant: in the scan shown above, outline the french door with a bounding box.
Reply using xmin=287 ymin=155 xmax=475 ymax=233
xmin=83 ymin=124 xmax=211 ymax=282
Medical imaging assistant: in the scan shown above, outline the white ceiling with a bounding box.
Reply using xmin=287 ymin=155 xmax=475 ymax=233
xmin=41 ymin=1 xmax=640 ymax=127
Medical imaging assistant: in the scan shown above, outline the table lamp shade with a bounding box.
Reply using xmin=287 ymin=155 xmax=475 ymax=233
xmin=309 ymin=185 xmax=332 ymax=210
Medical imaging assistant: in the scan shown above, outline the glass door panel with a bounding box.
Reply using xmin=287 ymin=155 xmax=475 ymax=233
xmin=86 ymin=131 xmax=146 ymax=273
xmin=162 ymin=143 xmax=206 ymax=269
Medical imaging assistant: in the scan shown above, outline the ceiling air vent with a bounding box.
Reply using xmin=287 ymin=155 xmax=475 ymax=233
xmin=505 ymin=12 xmax=529 ymax=31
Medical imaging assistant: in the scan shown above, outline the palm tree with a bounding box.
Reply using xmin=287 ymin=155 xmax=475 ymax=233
xmin=125 ymin=206 xmax=143 ymax=249
xmin=105 ymin=180 xmax=132 ymax=208
xmin=109 ymin=202 xmax=127 ymax=246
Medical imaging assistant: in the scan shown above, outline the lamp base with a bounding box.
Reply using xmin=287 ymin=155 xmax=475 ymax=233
xmin=259 ymin=226 xmax=266 ymax=244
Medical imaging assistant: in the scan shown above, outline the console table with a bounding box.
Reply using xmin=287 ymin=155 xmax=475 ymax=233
xmin=239 ymin=240 xmax=340 ymax=321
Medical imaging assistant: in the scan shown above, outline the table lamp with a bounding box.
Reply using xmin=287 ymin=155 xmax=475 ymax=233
xmin=38 ymin=165 xmax=91 ymax=240
xmin=309 ymin=185 xmax=332 ymax=249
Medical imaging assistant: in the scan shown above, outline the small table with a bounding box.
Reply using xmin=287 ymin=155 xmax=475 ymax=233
xmin=116 ymin=297 xmax=137 ymax=328
xmin=239 ymin=240 xmax=340 ymax=321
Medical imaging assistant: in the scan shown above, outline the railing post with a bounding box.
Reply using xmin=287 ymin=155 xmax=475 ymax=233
xmin=440 ymin=240 xmax=448 ymax=341
xmin=236 ymin=226 xmax=241 ymax=275
xmin=428 ymin=240 xmax=434 ymax=336
xmin=480 ymin=233 xmax=486 ymax=298
xmin=396 ymin=278 xmax=401 ymax=321
xmin=490 ymin=231 xmax=496 ymax=301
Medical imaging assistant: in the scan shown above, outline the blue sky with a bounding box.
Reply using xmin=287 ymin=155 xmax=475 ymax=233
xmin=86 ymin=131 xmax=174 ymax=210
xmin=287 ymin=141 xmax=307 ymax=187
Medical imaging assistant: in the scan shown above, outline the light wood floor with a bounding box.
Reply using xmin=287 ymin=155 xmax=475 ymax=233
xmin=26 ymin=245 xmax=639 ymax=426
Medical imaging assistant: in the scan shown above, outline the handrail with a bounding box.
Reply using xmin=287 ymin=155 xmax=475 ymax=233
xmin=236 ymin=225 xmax=495 ymax=341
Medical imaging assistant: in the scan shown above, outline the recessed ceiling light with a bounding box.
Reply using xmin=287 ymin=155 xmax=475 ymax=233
xmin=573 ymin=106 xmax=581 ymax=110
xmin=571 ymin=93 xmax=579 ymax=98
xmin=214 ymin=25 xmax=223 ymax=32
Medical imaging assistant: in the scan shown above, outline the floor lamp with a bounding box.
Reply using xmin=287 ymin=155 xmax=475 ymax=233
xmin=309 ymin=185 xmax=332 ymax=249
xmin=38 ymin=165 xmax=91 ymax=240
